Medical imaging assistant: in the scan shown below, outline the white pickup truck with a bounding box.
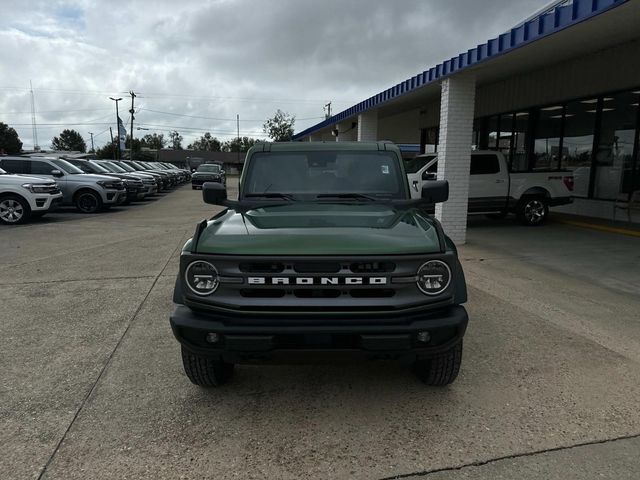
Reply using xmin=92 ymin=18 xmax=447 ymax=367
xmin=406 ymin=151 xmax=574 ymax=225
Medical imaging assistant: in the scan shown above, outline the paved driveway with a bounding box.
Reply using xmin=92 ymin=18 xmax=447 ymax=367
xmin=1 ymin=185 xmax=639 ymax=479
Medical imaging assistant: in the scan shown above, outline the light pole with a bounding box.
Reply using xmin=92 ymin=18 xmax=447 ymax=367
xmin=109 ymin=97 xmax=122 ymax=159
xmin=88 ymin=132 xmax=94 ymax=152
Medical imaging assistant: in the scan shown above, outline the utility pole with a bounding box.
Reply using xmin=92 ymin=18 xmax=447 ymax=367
xmin=129 ymin=91 xmax=136 ymax=159
xmin=109 ymin=127 xmax=114 ymax=157
xmin=88 ymin=132 xmax=94 ymax=152
xmin=324 ymin=101 xmax=332 ymax=119
xmin=236 ymin=114 xmax=240 ymax=164
xmin=109 ymin=96 xmax=122 ymax=160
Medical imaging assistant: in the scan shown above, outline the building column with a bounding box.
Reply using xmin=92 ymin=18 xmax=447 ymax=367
xmin=357 ymin=111 xmax=378 ymax=141
xmin=435 ymin=75 xmax=476 ymax=245
xmin=335 ymin=122 xmax=357 ymax=142
xmin=309 ymin=134 xmax=321 ymax=142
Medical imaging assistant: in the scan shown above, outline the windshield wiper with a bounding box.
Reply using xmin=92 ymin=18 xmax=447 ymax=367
xmin=244 ymin=193 xmax=297 ymax=201
xmin=316 ymin=193 xmax=379 ymax=201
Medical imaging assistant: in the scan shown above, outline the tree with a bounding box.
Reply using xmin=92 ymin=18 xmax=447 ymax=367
xmin=188 ymin=132 xmax=222 ymax=151
xmin=0 ymin=122 xmax=23 ymax=154
xmin=95 ymin=142 xmax=116 ymax=159
xmin=140 ymin=133 xmax=166 ymax=150
xmin=222 ymin=136 xmax=259 ymax=152
xmin=263 ymin=109 xmax=295 ymax=142
xmin=51 ymin=129 xmax=86 ymax=152
xmin=169 ymin=130 xmax=183 ymax=150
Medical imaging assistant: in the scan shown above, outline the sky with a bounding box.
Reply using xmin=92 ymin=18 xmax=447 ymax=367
xmin=0 ymin=0 xmax=553 ymax=150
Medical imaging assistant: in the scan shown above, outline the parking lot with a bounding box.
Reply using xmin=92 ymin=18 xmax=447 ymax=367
xmin=2 ymin=180 xmax=640 ymax=480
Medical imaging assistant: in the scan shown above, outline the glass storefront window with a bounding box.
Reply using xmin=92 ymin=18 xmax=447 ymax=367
xmin=511 ymin=112 xmax=529 ymax=172
xmin=593 ymin=92 xmax=639 ymax=199
xmin=532 ymin=106 xmax=563 ymax=171
xmin=562 ymin=99 xmax=597 ymax=196
xmin=497 ymin=114 xmax=513 ymax=156
xmin=487 ymin=116 xmax=499 ymax=150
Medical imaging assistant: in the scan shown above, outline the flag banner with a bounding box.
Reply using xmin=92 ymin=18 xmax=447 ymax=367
xmin=118 ymin=116 xmax=127 ymax=151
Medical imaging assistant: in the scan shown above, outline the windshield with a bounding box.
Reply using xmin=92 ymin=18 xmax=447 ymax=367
xmin=97 ymin=161 xmax=121 ymax=173
xmin=197 ymin=164 xmax=220 ymax=173
xmin=69 ymin=160 xmax=109 ymax=174
xmin=51 ymin=158 xmax=85 ymax=174
xmin=114 ymin=162 xmax=136 ymax=172
xmin=243 ymin=151 xmax=406 ymax=199
xmin=403 ymin=155 xmax=437 ymax=174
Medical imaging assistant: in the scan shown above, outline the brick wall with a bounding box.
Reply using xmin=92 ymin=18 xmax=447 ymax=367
xmin=357 ymin=112 xmax=378 ymax=142
xmin=435 ymin=75 xmax=476 ymax=245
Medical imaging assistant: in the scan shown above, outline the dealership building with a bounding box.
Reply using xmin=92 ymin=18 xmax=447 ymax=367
xmin=293 ymin=0 xmax=640 ymax=243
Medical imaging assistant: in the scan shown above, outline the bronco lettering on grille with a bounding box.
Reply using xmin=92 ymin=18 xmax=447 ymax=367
xmin=247 ymin=277 xmax=387 ymax=285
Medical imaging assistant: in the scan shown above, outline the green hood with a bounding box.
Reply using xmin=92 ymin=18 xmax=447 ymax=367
xmin=192 ymin=203 xmax=442 ymax=255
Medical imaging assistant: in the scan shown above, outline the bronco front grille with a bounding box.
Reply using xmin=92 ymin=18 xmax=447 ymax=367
xmin=182 ymin=254 xmax=453 ymax=312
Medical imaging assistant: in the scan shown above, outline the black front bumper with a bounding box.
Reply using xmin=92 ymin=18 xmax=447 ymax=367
xmin=170 ymin=304 xmax=468 ymax=363
xmin=192 ymin=177 xmax=222 ymax=187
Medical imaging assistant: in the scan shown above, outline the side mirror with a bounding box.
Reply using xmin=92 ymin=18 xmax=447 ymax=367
xmin=422 ymin=171 xmax=437 ymax=181
xmin=202 ymin=182 xmax=227 ymax=205
xmin=51 ymin=169 xmax=64 ymax=177
xmin=220 ymin=170 xmax=226 ymax=175
xmin=421 ymin=180 xmax=449 ymax=203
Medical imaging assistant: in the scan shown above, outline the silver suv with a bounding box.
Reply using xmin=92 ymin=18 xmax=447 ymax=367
xmin=0 ymin=157 xmax=126 ymax=213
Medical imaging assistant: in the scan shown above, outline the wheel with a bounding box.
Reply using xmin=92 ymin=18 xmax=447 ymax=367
xmin=413 ymin=341 xmax=463 ymax=386
xmin=0 ymin=195 xmax=31 ymax=225
xmin=181 ymin=346 xmax=234 ymax=387
xmin=517 ymin=197 xmax=548 ymax=226
xmin=75 ymin=190 xmax=103 ymax=213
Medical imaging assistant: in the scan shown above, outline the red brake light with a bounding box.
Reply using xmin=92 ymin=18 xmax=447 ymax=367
xmin=563 ymin=176 xmax=574 ymax=192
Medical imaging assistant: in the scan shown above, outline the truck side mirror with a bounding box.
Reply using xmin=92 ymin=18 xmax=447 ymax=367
xmin=202 ymin=182 xmax=227 ymax=205
xmin=421 ymin=180 xmax=449 ymax=203
xmin=422 ymin=171 xmax=437 ymax=181
xmin=51 ymin=169 xmax=64 ymax=177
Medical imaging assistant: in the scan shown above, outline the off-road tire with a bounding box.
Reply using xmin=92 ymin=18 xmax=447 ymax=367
xmin=413 ymin=340 xmax=463 ymax=386
xmin=0 ymin=195 xmax=31 ymax=225
xmin=181 ymin=346 xmax=234 ymax=387
xmin=517 ymin=197 xmax=549 ymax=226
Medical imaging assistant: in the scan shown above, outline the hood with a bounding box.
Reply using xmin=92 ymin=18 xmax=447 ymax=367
xmin=70 ymin=173 xmax=121 ymax=182
xmin=1 ymin=174 xmax=56 ymax=185
xmin=194 ymin=203 xmax=442 ymax=255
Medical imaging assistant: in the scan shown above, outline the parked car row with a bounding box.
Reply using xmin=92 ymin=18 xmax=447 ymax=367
xmin=0 ymin=156 xmax=191 ymax=225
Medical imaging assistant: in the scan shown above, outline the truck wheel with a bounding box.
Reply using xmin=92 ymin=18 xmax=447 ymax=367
xmin=413 ymin=341 xmax=462 ymax=386
xmin=75 ymin=190 xmax=103 ymax=214
xmin=517 ymin=197 xmax=548 ymax=226
xmin=0 ymin=195 xmax=31 ymax=225
xmin=181 ymin=346 xmax=234 ymax=387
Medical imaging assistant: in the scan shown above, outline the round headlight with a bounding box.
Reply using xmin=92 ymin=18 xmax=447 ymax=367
xmin=416 ymin=260 xmax=451 ymax=296
xmin=185 ymin=260 xmax=219 ymax=296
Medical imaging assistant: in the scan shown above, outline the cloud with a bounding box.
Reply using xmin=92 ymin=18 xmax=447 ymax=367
xmin=0 ymin=0 xmax=550 ymax=149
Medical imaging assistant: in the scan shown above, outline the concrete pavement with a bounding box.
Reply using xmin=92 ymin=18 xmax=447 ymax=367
xmin=1 ymin=185 xmax=639 ymax=479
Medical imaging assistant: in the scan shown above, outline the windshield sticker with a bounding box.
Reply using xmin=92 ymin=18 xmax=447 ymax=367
xmin=381 ymin=165 xmax=389 ymax=174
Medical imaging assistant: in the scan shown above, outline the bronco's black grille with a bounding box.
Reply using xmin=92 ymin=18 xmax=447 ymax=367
xmin=350 ymin=262 xmax=395 ymax=273
xmin=239 ymin=262 xmax=285 ymax=273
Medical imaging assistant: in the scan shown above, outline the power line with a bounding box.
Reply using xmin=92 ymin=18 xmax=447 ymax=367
xmin=138 ymin=107 xmax=324 ymax=122
xmin=0 ymin=86 xmax=356 ymax=105
xmin=0 ymin=108 xmax=112 ymax=115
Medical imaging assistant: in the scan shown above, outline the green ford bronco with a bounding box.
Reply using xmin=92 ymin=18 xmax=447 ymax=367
xmin=170 ymin=141 xmax=468 ymax=387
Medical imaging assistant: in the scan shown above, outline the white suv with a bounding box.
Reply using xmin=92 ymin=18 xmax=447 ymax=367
xmin=0 ymin=167 xmax=63 ymax=225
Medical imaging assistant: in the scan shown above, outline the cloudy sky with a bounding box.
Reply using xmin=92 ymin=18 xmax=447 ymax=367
xmin=1 ymin=0 xmax=552 ymax=150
